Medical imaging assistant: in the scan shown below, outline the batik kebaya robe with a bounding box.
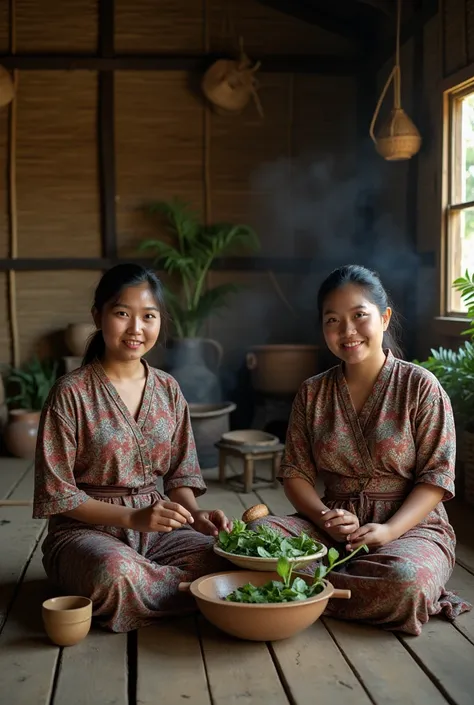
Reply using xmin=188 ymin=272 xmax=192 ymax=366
xmin=33 ymin=359 xmax=229 ymax=633
xmin=247 ymin=351 xmax=472 ymax=635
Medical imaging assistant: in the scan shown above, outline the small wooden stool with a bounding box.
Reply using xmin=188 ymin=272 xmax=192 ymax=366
xmin=215 ymin=440 xmax=285 ymax=494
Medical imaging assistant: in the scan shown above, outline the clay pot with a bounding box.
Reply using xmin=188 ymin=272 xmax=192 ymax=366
xmin=179 ymin=571 xmax=350 ymax=641
xmin=65 ymin=323 xmax=96 ymax=357
xmin=189 ymin=402 xmax=236 ymax=469
xmin=246 ymin=344 xmax=319 ymax=396
xmin=4 ymin=409 xmax=41 ymax=459
xmin=166 ymin=338 xmax=224 ymax=404
xmin=42 ymin=596 xmax=92 ymax=647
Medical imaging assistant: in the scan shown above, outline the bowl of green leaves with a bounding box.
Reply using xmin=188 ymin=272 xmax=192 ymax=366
xmin=214 ymin=519 xmax=327 ymax=571
xmin=179 ymin=545 xmax=368 ymax=641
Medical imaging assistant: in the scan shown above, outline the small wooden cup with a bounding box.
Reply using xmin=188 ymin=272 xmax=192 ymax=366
xmin=42 ymin=596 xmax=92 ymax=647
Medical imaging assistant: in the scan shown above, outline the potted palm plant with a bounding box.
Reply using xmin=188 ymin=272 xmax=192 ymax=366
xmin=416 ymin=272 xmax=474 ymax=506
xmin=139 ymin=198 xmax=259 ymax=404
xmin=3 ymin=357 xmax=58 ymax=459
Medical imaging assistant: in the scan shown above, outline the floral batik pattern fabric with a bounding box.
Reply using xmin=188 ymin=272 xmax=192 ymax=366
xmin=34 ymin=360 xmax=229 ymax=632
xmin=247 ymin=351 xmax=472 ymax=635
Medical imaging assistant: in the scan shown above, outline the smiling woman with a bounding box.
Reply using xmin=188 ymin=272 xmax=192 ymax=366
xmin=33 ymin=263 xmax=233 ymax=633
xmin=247 ymin=264 xmax=472 ymax=636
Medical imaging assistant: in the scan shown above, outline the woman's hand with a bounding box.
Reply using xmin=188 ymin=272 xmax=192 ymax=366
xmin=191 ymin=509 xmax=232 ymax=537
xmin=128 ymin=500 xmax=194 ymax=533
xmin=319 ymin=508 xmax=360 ymax=543
xmin=347 ymin=523 xmax=393 ymax=551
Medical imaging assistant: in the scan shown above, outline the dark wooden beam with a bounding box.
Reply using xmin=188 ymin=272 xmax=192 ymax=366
xmin=0 ymin=253 xmax=436 ymax=273
xmin=403 ymin=0 xmax=425 ymax=361
xmin=97 ymin=0 xmax=117 ymax=259
xmin=98 ymin=73 xmax=116 ymax=259
xmin=0 ymin=53 xmax=361 ymax=75
xmin=99 ymin=0 xmax=114 ymax=58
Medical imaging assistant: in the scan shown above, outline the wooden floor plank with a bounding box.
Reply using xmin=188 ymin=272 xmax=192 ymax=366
xmin=53 ymin=629 xmax=128 ymax=705
xmin=0 ymin=544 xmax=59 ymax=705
xmin=237 ymin=490 xmax=265 ymax=510
xmin=198 ymin=483 xmax=246 ymax=522
xmin=324 ymin=617 xmax=449 ymax=705
xmin=447 ymin=564 xmax=474 ymax=645
xmin=0 ymin=458 xmax=32 ymax=499
xmin=255 ymin=487 xmax=294 ymax=517
xmin=448 ymin=501 xmax=474 ymax=573
xmin=0 ymin=468 xmax=46 ymax=633
xmin=199 ymin=618 xmax=289 ymax=705
xmin=137 ymin=617 xmax=211 ymax=705
xmin=271 ymin=619 xmax=372 ymax=705
xmin=400 ymin=619 xmax=474 ymax=705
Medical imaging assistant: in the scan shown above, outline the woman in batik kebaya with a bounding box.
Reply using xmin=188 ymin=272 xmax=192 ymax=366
xmin=248 ymin=264 xmax=472 ymax=635
xmin=33 ymin=264 xmax=233 ymax=632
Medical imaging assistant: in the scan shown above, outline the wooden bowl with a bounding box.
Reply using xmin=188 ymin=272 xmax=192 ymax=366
xmin=220 ymin=429 xmax=279 ymax=446
xmin=42 ymin=596 xmax=92 ymax=646
xmin=213 ymin=543 xmax=327 ymax=572
xmin=180 ymin=571 xmax=350 ymax=641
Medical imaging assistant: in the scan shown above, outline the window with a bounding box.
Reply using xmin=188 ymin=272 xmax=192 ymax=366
xmin=445 ymin=83 xmax=474 ymax=313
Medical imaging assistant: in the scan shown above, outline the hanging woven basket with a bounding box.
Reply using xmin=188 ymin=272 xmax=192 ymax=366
xmin=370 ymin=66 xmax=421 ymax=161
xmin=0 ymin=65 xmax=14 ymax=107
xmin=201 ymin=45 xmax=262 ymax=117
xmin=369 ymin=1 xmax=421 ymax=161
xmin=373 ymin=104 xmax=422 ymax=161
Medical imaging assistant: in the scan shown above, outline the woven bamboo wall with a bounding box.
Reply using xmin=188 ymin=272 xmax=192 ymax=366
xmin=15 ymin=271 xmax=100 ymax=361
xmin=116 ymin=71 xmax=358 ymax=260
xmin=0 ymin=0 xmax=359 ymax=366
xmin=115 ymin=71 xmax=204 ymax=257
xmin=15 ymin=0 xmax=98 ymax=53
xmin=16 ymin=71 xmax=100 ymax=258
xmin=114 ymin=0 xmax=358 ymax=56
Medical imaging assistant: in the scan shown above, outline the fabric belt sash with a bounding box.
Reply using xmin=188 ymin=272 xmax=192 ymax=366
xmin=77 ymin=483 xmax=157 ymax=498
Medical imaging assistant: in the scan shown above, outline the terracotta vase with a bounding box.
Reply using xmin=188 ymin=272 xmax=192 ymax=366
xmin=65 ymin=323 xmax=96 ymax=357
xmin=4 ymin=409 xmax=41 ymax=459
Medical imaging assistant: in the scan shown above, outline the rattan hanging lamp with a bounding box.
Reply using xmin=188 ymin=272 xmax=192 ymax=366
xmin=369 ymin=0 xmax=421 ymax=161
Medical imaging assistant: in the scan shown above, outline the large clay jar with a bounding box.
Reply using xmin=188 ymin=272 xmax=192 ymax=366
xmin=166 ymin=338 xmax=224 ymax=404
xmin=65 ymin=323 xmax=96 ymax=357
xmin=4 ymin=409 xmax=41 ymax=459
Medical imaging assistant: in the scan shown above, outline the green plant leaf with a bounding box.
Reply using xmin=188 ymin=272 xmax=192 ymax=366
xmin=327 ymin=548 xmax=339 ymax=567
xmin=5 ymin=356 xmax=57 ymax=411
xmin=137 ymin=198 xmax=260 ymax=338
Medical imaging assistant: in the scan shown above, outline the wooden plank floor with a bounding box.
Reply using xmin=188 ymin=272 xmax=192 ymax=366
xmin=1 ymin=458 xmax=473 ymax=705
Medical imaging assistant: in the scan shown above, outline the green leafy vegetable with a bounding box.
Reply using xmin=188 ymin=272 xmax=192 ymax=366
xmin=217 ymin=519 xmax=323 ymax=559
xmin=224 ymin=544 xmax=369 ymax=604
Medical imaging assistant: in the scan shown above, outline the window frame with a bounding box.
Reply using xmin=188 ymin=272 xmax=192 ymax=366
xmin=435 ymin=63 xmax=474 ymax=338
xmin=441 ymin=75 xmax=474 ymax=310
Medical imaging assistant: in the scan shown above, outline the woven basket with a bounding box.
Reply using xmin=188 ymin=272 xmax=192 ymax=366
xmin=464 ymin=430 xmax=474 ymax=507
xmin=201 ymin=52 xmax=261 ymax=116
xmin=374 ymin=107 xmax=422 ymax=161
xmin=370 ymin=67 xmax=421 ymax=161
xmin=0 ymin=65 xmax=14 ymax=107
xmin=369 ymin=3 xmax=422 ymax=162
